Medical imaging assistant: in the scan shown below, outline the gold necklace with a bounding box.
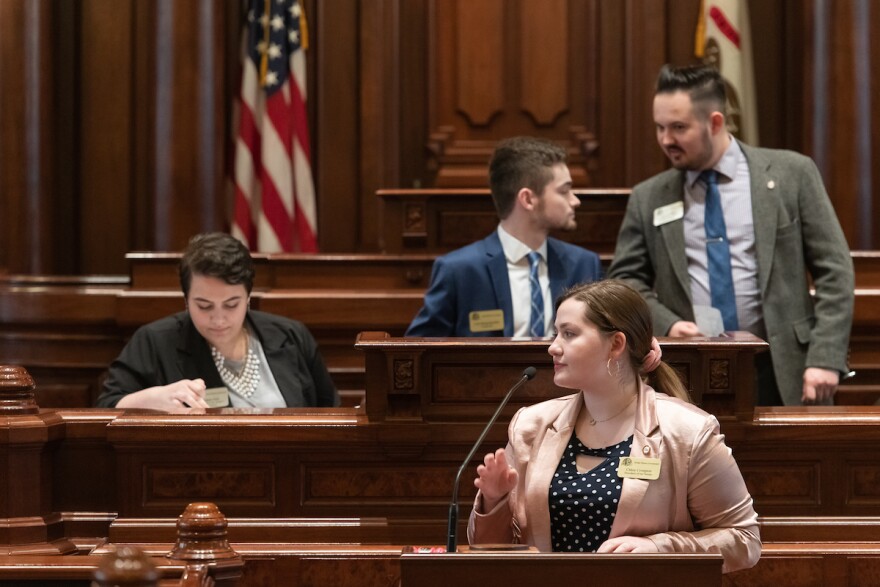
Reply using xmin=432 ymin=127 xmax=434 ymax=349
xmin=587 ymin=393 xmax=637 ymax=426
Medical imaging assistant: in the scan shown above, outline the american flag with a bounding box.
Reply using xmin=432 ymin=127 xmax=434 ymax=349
xmin=231 ymin=0 xmax=318 ymax=252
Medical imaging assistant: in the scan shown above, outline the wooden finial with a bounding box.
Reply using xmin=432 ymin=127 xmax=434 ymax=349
xmin=0 ymin=365 xmax=39 ymax=414
xmin=92 ymin=545 xmax=159 ymax=587
xmin=167 ymin=502 xmax=238 ymax=561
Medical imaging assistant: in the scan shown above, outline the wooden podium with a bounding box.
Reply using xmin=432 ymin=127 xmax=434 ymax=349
xmin=400 ymin=550 xmax=723 ymax=586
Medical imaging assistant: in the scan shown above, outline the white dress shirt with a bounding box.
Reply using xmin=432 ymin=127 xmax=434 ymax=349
xmin=497 ymin=225 xmax=551 ymax=337
xmin=683 ymin=138 xmax=764 ymax=337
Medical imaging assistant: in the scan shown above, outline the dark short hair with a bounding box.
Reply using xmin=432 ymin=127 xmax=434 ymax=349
xmin=488 ymin=137 xmax=567 ymax=219
xmin=655 ymin=64 xmax=726 ymax=120
xmin=178 ymin=233 xmax=255 ymax=297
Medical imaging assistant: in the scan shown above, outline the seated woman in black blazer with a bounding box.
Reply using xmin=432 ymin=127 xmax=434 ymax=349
xmin=96 ymin=232 xmax=339 ymax=410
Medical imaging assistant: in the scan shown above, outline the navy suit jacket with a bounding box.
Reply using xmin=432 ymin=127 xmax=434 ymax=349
xmin=406 ymin=232 xmax=602 ymax=337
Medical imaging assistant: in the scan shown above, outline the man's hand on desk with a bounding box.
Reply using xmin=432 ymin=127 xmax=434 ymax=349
xmin=668 ymin=321 xmax=702 ymax=337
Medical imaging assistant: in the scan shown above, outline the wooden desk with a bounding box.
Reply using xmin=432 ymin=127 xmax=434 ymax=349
xmin=0 ymin=251 xmax=879 ymax=408
xmin=400 ymin=552 xmax=722 ymax=586
xmin=126 ymin=253 xmax=438 ymax=291
xmin=355 ymin=331 xmax=768 ymax=423
xmin=4 ymin=365 xmax=880 ymax=584
xmin=376 ymin=188 xmax=630 ymax=255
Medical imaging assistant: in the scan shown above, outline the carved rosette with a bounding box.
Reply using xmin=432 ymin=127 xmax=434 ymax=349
xmin=0 ymin=365 xmax=39 ymax=415
xmin=404 ymin=203 xmax=426 ymax=233
xmin=393 ymin=359 xmax=415 ymax=391
xmin=709 ymin=359 xmax=731 ymax=392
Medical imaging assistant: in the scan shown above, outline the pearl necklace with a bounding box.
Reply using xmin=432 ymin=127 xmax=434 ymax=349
xmin=588 ymin=393 xmax=637 ymax=426
xmin=211 ymin=335 xmax=261 ymax=399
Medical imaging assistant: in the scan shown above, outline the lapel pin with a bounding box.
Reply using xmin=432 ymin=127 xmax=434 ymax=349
xmin=767 ymin=180 xmax=776 ymax=189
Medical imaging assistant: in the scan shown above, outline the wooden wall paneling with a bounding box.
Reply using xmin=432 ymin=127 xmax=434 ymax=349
xmin=621 ymin=0 xmax=669 ymax=187
xmin=569 ymin=0 xmax=599 ymax=177
xmin=849 ymin=0 xmax=874 ymax=250
xmin=314 ymin=0 xmax=360 ymax=251
xmin=0 ymin=0 xmax=22 ymax=272
xmin=519 ymin=0 xmax=568 ymax=127
xmin=594 ymin=2 xmax=626 ymax=188
xmin=825 ymin=0 xmax=859 ymax=248
xmin=0 ymin=0 xmax=60 ymax=274
xmin=872 ymin=0 xmax=880 ymax=248
xmin=428 ymin=1 xmax=601 ymax=188
xmin=802 ymin=0 xmax=878 ymax=250
xmin=594 ymin=0 xmax=671 ymax=187
xmin=455 ymin=0 xmax=504 ymax=127
xmin=53 ymin=412 xmax=119 ymax=514
xmin=79 ymin=0 xmax=135 ymax=275
xmin=665 ymin=0 xmax=701 ymax=64
xmin=782 ymin=0 xmax=807 ymax=151
xmin=53 ymin=1 xmax=79 ymax=275
xmin=748 ymin=0 xmax=787 ymax=150
xmin=398 ymin=1 xmax=430 ymax=191
xmin=359 ymin=0 xmax=403 ymax=251
xmin=134 ymin=0 xmax=228 ymax=254
xmin=194 ymin=0 xmax=228 ymax=240
xmin=132 ymin=0 xmax=157 ymax=254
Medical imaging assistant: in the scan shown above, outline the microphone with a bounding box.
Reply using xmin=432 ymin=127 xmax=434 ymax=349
xmin=446 ymin=366 xmax=537 ymax=553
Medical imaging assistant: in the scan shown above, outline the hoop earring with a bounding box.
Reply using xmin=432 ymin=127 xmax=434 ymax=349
xmin=606 ymin=358 xmax=621 ymax=378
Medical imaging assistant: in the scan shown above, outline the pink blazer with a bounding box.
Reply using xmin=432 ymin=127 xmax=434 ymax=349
xmin=467 ymin=383 xmax=761 ymax=573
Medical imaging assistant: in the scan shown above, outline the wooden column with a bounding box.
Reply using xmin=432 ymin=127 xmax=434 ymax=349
xmin=0 ymin=366 xmax=74 ymax=554
xmin=0 ymin=1 xmax=60 ymax=274
xmin=804 ymin=0 xmax=878 ymax=249
xmin=132 ymin=0 xmax=229 ymax=253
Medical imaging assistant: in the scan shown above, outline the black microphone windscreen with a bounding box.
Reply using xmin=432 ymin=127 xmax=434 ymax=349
xmin=522 ymin=366 xmax=537 ymax=380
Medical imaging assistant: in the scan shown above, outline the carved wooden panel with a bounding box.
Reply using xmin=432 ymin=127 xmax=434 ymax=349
xmin=304 ymin=464 xmax=464 ymax=502
xmin=520 ymin=0 xmax=569 ymax=126
xmin=708 ymin=358 xmax=731 ymax=392
xmin=847 ymin=460 xmax=880 ymax=506
xmin=739 ymin=462 xmax=820 ymax=507
xmin=454 ymin=0 xmax=504 ymax=126
xmin=145 ymin=464 xmax=276 ymax=504
xmin=850 ymin=558 xmax=880 ymax=586
xmin=427 ymin=0 xmax=598 ymax=187
xmin=725 ymin=557 xmax=826 ymax=587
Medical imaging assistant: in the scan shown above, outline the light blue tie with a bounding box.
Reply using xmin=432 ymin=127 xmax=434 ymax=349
xmin=701 ymin=170 xmax=739 ymax=331
xmin=527 ymin=251 xmax=545 ymax=337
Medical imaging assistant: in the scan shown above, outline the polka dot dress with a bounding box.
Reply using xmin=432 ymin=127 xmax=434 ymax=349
xmin=549 ymin=431 xmax=633 ymax=552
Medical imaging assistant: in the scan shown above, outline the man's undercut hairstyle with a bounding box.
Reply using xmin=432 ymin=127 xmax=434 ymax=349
xmin=488 ymin=136 xmax=568 ymax=219
xmin=655 ymin=63 xmax=727 ymax=120
xmin=179 ymin=232 xmax=255 ymax=298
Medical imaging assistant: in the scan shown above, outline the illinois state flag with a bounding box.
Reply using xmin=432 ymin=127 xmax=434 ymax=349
xmin=695 ymin=0 xmax=759 ymax=145
xmin=231 ymin=0 xmax=318 ymax=252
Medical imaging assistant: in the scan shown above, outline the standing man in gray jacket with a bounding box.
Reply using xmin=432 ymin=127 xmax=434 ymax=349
xmin=609 ymin=64 xmax=854 ymax=406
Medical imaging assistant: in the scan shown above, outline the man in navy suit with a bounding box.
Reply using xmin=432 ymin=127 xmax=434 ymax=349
xmin=406 ymin=137 xmax=603 ymax=337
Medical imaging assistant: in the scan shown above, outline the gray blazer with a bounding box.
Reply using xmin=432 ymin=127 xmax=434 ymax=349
xmin=608 ymin=142 xmax=854 ymax=405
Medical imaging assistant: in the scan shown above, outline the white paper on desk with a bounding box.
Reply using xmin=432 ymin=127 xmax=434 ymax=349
xmin=693 ymin=305 xmax=725 ymax=337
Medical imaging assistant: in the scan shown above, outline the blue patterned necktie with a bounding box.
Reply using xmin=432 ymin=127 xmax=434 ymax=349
xmin=701 ymin=170 xmax=739 ymax=331
xmin=527 ymin=251 xmax=545 ymax=337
